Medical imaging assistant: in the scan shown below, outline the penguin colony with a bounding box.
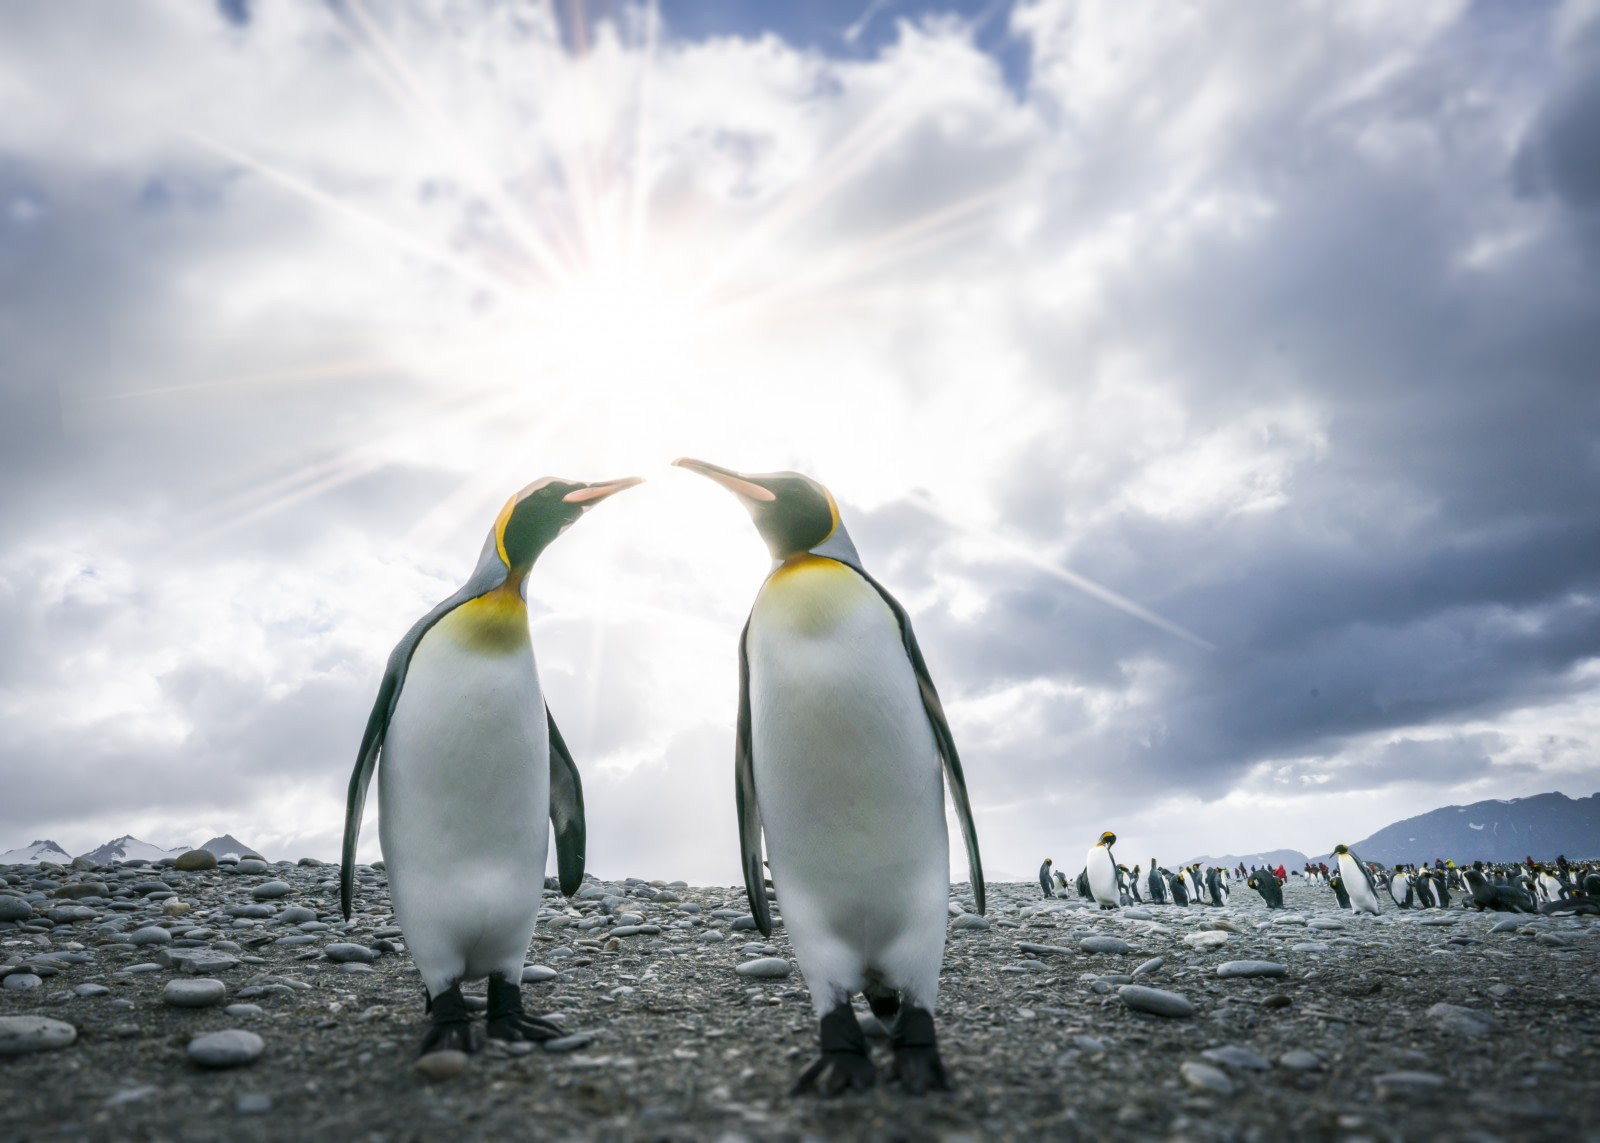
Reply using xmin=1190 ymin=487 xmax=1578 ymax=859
xmin=342 ymin=461 xmax=1600 ymax=1095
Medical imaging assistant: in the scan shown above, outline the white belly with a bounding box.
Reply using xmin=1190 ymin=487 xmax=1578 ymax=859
xmin=379 ymin=605 xmax=549 ymax=993
xmin=1339 ymin=855 xmax=1380 ymax=914
xmin=747 ymin=558 xmax=948 ymax=1010
xmin=1086 ymin=847 xmax=1119 ymax=906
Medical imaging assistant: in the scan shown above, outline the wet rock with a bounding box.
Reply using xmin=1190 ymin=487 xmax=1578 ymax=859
xmin=0 ymin=1015 xmax=77 ymax=1054
xmin=1117 ymin=985 xmax=1195 ymax=1018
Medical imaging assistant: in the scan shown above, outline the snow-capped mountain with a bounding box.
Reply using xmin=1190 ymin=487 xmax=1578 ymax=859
xmin=0 ymin=839 xmax=73 ymax=865
xmin=76 ymin=835 xmax=191 ymax=865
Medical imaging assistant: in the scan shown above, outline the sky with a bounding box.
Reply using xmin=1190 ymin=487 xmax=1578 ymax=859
xmin=1 ymin=0 xmax=1598 ymax=881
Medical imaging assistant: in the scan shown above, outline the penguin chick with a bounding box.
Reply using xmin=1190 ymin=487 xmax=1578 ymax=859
xmin=674 ymin=458 xmax=983 ymax=1098
xmin=342 ymin=474 xmax=641 ymax=1055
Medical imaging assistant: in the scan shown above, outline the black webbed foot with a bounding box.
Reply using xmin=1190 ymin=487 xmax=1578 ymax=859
xmin=419 ymin=982 xmax=480 ymax=1056
xmin=791 ymin=1000 xmax=875 ymax=1097
xmin=485 ymin=974 xmax=565 ymax=1043
xmin=888 ymin=1004 xmax=951 ymax=1095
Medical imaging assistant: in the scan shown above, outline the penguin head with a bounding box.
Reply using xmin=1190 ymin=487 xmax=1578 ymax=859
xmin=1099 ymin=831 xmax=1117 ymax=848
xmin=492 ymin=475 xmax=643 ymax=571
xmin=1333 ymin=844 xmax=1350 ymax=856
xmin=672 ymin=458 xmax=857 ymax=565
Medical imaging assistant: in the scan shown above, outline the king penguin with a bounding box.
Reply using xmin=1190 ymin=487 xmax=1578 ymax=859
xmin=673 ymin=458 xmax=984 ymax=1096
xmin=1039 ymin=858 xmax=1055 ymax=899
xmin=1086 ymin=832 xmax=1120 ymax=909
xmin=341 ymin=475 xmax=641 ymax=1054
xmin=1332 ymin=844 xmax=1381 ymax=916
xmin=1146 ymin=860 xmax=1167 ymax=904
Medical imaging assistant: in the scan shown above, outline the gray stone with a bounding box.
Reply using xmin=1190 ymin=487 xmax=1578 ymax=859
xmin=1180 ymin=1060 xmax=1234 ymax=1095
xmin=339 ymin=962 xmax=376 ymax=974
xmin=1489 ymin=918 xmax=1522 ymax=933
xmin=1132 ymin=956 xmax=1165 ymax=977
xmin=1202 ymin=1044 xmax=1270 ymax=1071
xmin=226 ymin=904 xmax=274 ymax=919
xmin=250 ymin=881 xmax=291 ymax=900
xmin=324 ymin=943 xmax=378 ymax=964
xmin=542 ymin=1031 xmax=598 ymax=1052
xmin=1117 ymin=984 xmax=1195 ymax=1018
xmin=522 ymin=965 xmax=559 ymax=983
xmin=1217 ymin=960 xmax=1288 ymax=979
xmin=234 ymin=860 xmax=270 ymax=875
xmin=164 ymin=978 xmax=227 ymax=1008
xmin=187 ymin=1029 xmax=264 ymax=1068
xmin=53 ymin=881 xmax=109 ymax=899
xmin=1279 ymin=1050 xmax=1323 ymax=1071
xmin=3 ymin=973 xmax=42 ymax=992
xmin=1426 ymin=1002 xmax=1497 ymax=1037
xmin=127 ymin=926 xmax=173 ymax=946
xmin=1080 ymin=935 xmax=1132 ymax=955
xmin=1121 ymin=907 xmax=1153 ymax=920
xmin=1290 ymin=942 xmax=1331 ymax=954
xmin=1183 ymin=931 xmax=1230 ymax=949
xmin=236 ymin=1093 xmax=272 ymax=1114
xmin=46 ymin=905 xmax=99 ymax=924
xmin=950 ymin=914 xmax=990 ymax=931
xmin=73 ymin=984 xmax=111 ymax=998
xmin=224 ymin=1003 xmax=264 ymax=1017
xmin=0 ymin=1015 xmax=77 ymax=1054
xmin=157 ymin=949 xmax=240 ymax=975
xmin=1374 ymin=1071 xmax=1445 ymax=1099
xmin=413 ymin=1049 xmax=469 ymax=1080
xmin=173 ymin=850 xmax=218 ymax=872
xmin=0 ymin=897 xmax=33 ymax=921
xmin=734 ymin=957 xmax=792 ymax=979
xmin=1015 ymin=942 xmax=1075 ymax=956
xmin=1536 ymin=931 xmax=1572 ymax=948
xmin=277 ymin=906 xmax=317 ymax=924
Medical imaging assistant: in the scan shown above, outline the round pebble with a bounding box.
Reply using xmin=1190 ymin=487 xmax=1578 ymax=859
xmin=1183 ymin=931 xmax=1230 ymax=949
xmin=1279 ymin=1049 xmax=1323 ymax=1071
xmin=164 ymin=978 xmax=227 ymax=1008
xmin=734 ymin=957 xmax=792 ymax=979
xmin=324 ymin=943 xmax=379 ymax=963
xmin=1201 ymin=1044 xmax=1269 ymax=1071
xmin=173 ymin=850 xmax=218 ymax=872
xmin=413 ymin=1050 xmax=470 ymax=1081
xmin=0 ymin=897 xmax=35 ymax=921
xmin=127 ymin=927 xmax=173 ymax=946
xmin=1217 ymin=960 xmax=1288 ymax=979
xmin=1117 ymin=984 xmax=1195 ymax=1018
xmin=0 ymin=1015 xmax=78 ymax=1054
xmin=950 ymin=914 xmax=990 ymax=931
xmin=1181 ymin=1060 xmax=1235 ymax=1095
xmin=522 ymin=965 xmax=559 ymax=983
xmin=1132 ymin=956 xmax=1165 ymax=977
xmin=3 ymin=974 xmax=43 ymax=992
xmin=187 ymin=1029 xmax=264 ymax=1069
xmin=250 ymin=881 xmax=292 ymax=900
xmin=1374 ymin=1071 xmax=1445 ymax=1099
xmin=1079 ymin=935 xmax=1132 ymax=954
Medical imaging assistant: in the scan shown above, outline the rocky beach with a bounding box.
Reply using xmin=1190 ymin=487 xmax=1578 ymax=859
xmin=3 ymin=856 xmax=1597 ymax=1142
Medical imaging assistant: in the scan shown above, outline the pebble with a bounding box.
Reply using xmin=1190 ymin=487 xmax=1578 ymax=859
xmin=1015 ymin=942 xmax=1075 ymax=957
xmin=224 ymin=1003 xmax=264 ymax=1018
xmin=1290 ymin=942 xmax=1331 ymax=953
xmin=277 ymin=906 xmax=317 ymax=924
xmin=0 ymin=897 xmax=34 ymax=921
xmin=324 ymin=943 xmax=379 ymax=964
xmin=1180 ymin=1060 xmax=1235 ymax=1095
xmin=734 ymin=958 xmax=792 ymax=979
xmin=543 ymin=1031 xmax=599 ymax=1052
xmin=187 ymin=1029 xmax=264 ymax=1068
xmin=126 ymin=927 xmax=173 ymax=946
xmin=413 ymin=1050 xmax=470 ymax=1081
xmin=1201 ymin=1044 xmax=1270 ymax=1071
xmin=1418 ymin=915 xmax=1456 ymax=926
xmin=1079 ymin=935 xmax=1132 ymax=955
xmin=1373 ymin=1071 xmax=1445 ymax=1099
xmin=1307 ymin=919 xmax=1345 ymax=931
xmin=1536 ymin=932 xmax=1572 ymax=948
xmin=3 ymin=973 xmax=43 ymax=991
xmin=1489 ymin=918 xmax=1523 ymax=933
xmin=1217 ymin=960 xmax=1288 ymax=979
xmin=173 ymin=850 xmax=217 ymax=871
xmin=1426 ymin=1002 xmax=1497 ymax=1037
xmin=950 ymin=914 xmax=990 ymax=931
xmin=1132 ymin=956 xmax=1165 ymax=977
xmin=1279 ymin=1049 xmax=1323 ymax=1071
xmin=1117 ymin=985 xmax=1195 ymax=1018
xmin=522 ymin=965 xmax=559 ymax=983
xmin=234 ymin=860 xmax=270 ymax=875
xmin=236 ymin=1093 xmax=272 ymax=1114
xmin=250 ymin=881 xmax=292 ymax=900
xmin=73 ymin=984 xmax=111 ymax=998
xmin=1121 ymin=908 xmax=1153 ymax=920
xmin=164 ymin=978 xmax=227 ymax=1008
xmin=0 ymin=1015 xmax=78 ymax=1054
xmin=1183 ymin=931 xmax=1230 ymax=949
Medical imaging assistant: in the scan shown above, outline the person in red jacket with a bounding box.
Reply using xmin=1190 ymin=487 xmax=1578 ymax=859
xmin=1274 ymin=863 xmax=1288 ymax=881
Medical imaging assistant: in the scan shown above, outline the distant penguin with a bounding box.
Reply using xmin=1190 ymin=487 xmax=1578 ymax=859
xmin=1076 ymin=868 xmax=1092 ymax=900
xmin=1332 ymin=844 xmax=1380 ymax=915
xmin=1463 ymin=869 xmax=1536 ymax=913
xmin=1329 ymin=872 xmax=1351 ymax=910
xmin=674 ymin=458 xmax=984 ymax=1096
xmin=341 ymin=474 xmax=641 ymax=1054
xmin=1147 ymin=861 xmax=1167 ymax=905
xmin=1039 ymin=858 xmax=1055 ymax=899
xmin=1053 ymin=870 xmax=1069 ymax=892
xmin=1388 ymin=866 xmax=1413 ymax=909
xmin=1182 ymin=866 xmax=1203 ymax=903
xmin=1169 ymin=871 xmax=1190 ymax=907
xmin=1086 ymin=832 xmax=1120 ymax=909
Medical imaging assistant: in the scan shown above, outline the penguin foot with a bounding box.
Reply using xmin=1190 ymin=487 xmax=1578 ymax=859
xmin=887 ymin=1004 xmax=951 ymax=1095
xmin=418 ymin=983 xmax=480 ymax=1056
xmin=485 ymin=974 xmax=565 ymax=1043
xmin=791 ymin=1001 xmax=875 ymax=1097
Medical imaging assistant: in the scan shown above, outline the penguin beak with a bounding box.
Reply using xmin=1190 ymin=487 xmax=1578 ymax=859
xmin=672 ymin=457 xmax=777 ymax=503
xmin=563 ymin=476 xmax=644 ymax=505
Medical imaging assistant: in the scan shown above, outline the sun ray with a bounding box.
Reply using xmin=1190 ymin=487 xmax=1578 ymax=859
xmin=904 ymin=493 xmax=1217 ymax=651
xmin=68 ymin=356 xmax=399 ymax=407
xmin=339 ymin=0 xmax=579 ymax=289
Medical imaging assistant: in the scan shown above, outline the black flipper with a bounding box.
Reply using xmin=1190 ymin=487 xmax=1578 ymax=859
xmin=889 ymin=1004 xmax=951 ymax=1095
xmin=485 ymin=974 xmax=565 ymax=1043
xmin=340 ymin=574 xmax=494 ymax=921
xmin=735 ymin=619 xmax=772 ymax=938
xmin=546 ymin=708 xmax=586 ymax=897
xmin=791 ymin=1000 xmax=876 ymax=1097
xmin=418 ymin=982 xmax=480 ymax=1056
xmin=855 ymin=568 xmax=986 ymax=916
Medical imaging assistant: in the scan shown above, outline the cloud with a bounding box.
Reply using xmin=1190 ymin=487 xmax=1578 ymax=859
xmin=0 ymin=1 xmax=1596 ymax=878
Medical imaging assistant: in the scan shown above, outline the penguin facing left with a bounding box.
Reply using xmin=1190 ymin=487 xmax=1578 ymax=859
xmin=1039 ymin=858 xmax=1055 ymax=899
xmin=341 ymin=474 xmax=642 ymax=1054
xmin=674 ymin=458 xmax=984 ymax=1097
xmin=1087 ymin=832 xmax=1120 ymax=908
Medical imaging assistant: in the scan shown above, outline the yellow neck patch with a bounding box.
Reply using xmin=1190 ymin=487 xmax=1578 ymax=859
xmin=754 ymin=554 xmax=876 ymax=637
xmin=438 ymin=582 xmax=530 ymax=655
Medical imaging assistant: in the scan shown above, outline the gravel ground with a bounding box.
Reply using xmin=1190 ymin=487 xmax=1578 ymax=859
xmin=3 ymin=858 xmax=1598 ymax=1142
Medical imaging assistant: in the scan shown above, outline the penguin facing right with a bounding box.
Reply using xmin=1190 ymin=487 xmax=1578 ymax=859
xmin=675 ymin=458 xmax=984 ymax=1097
xmin=1332 ymin=844 xmax=1381 ymax=915
xmin=1328 ymin=872 xmax=1351 ymax=911
xmin=342 ymin=474 xmax=641 ymax=1054
xmin=1086 ymin=832 xmax=1120 ymax=909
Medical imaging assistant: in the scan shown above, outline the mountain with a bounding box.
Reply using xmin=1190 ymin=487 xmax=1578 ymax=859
xmin=1319 ymin=791 xmax=1600 ymax=865
xmin=76 ymin=835 xmax=191 ymax=865
xmin=197 ymin=834 xmax=261 ymax=861
xmin=1182 ymin=848 xmax=1310 ymax=871
xmin=0 ymin=839 xmax=73 ymax=865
